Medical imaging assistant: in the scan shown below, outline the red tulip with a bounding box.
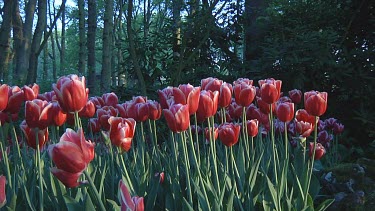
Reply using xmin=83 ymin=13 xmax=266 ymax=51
xmin=246 ymin=104 xmax=261 ymax=120
xmin=37 ymin=91 xmax=56 ymax=102
xmin=127 ymin=101 xmax=149 ymax=122
xmin=304 ymin=91 xmax=328 ymax=116
xmin=53 ymin=74 xmax=89 ymax=113
xmin=218 ymin=82 xmax=233 ymax=108
xmin=201 ymin=77 xmax=223 ymax=92
xmin=97 ymin=106 xmax=118 ymax=130
xmin=147 ymin=100 xmax=162 ymax=120
xmin=155 ymin=172 xmax=165 ymax=184
xmin=25 ymin=99 xmax=52 ymax=129
xmin=163 ymin=104 xmax=190 ymax=133
xmin=158 ymin=87 xmax=185 ymax=109
xmin=0 ymin=84 xmax=9 ymax=111
xmin=228 ymin=100 xmax=242 ymax=120
xmin=295 ymin=109 xmax=317 ymax=127
xmin=233 ymin=82 xmax=256 ymax=107
xmin=257 ymin=97 xmax=275 ymax=114
xmin=246 ymin=119 xmax=259 ymax=137
xmin=50 ymin=102 xmax=67 ymax=126
xmin=0 ymin=112 xmax=18 ymax=125
xmin=108 ymin=117 xmax=136 ymax=152
xmin=276 ymin=102 xmax=294 ymax=122
xmin=48 ymin=128 xmax=95 ymax=187
xmin=278 ymin=96 xmax=292 ymax=103
xmin=309 ymin=142 xmax=326 ymax=160
xmin=23 ymin=83 xmax=39 ymax=101
xmin=20 ymin=120 xmax=49 ymax=150
xmin=3 ymin=86 xmax=24 ymax=114
xmin=289 ymin=89 xmax=302 ymax=104
xmin=205 ymin=127 xmax=219 ymax=143
xmin=177 ymin=84 xmax=201 ymax=115
xmin=258 ymin=78 xmax=282 ymax=104
xmin=119 ymin=180 xmax=144 ymax=211
xmin=102 ymin=92 xmax=119 ymax=106
xmin=90 ymin=96 xmax=105 ymax=109
xmin=295 ymin=120 xmax=313 ymax=138
xmin=0 ymin=175 xmax=6 ymax=208
xmin=196 ymin=90 xmax=219 ymax=119
xmin=218 ymin=123 xmax=241 ymax=147
xmin=79 ymin=100 xmax=96 ymax=118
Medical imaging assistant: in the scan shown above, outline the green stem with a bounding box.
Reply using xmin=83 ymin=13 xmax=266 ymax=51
xmin=120 ymin=154 xmax=134 ymax=191
xmin=208 ymin=117 xmax=220 ymax=194
xmin=269 ymin=104 xmax=278 ymax=184
xmin=181 ymin=132 xmax=192 ymax=205
xmin=304 ymin=116 xmax=318 ymax=207
xmin=194 ymin=114 xmax=200 ymax=164
xmin=36 ymin=130 xmax=44 ymax=211
xmin=83 ymin=170 xmax=106 ymax=211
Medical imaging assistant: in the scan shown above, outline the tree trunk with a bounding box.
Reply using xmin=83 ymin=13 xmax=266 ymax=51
xmin=0 ymin=0 xmax=12 ymax=82
xmin=26 ymin=0 xmax=47 ymax=84
xmin=127 ymin=0 xmax=147 ymax=95
xmin=101 ymin=0 xmax=114 ymax=93
xmin=48 ymin=0 xmax=57 ymax=80
xmin=171 ymin=0 xmax=182 ymax=86
xmin=78 ymin=0 xmax=86 ymax=75
xmin=13 ymin=0 xmax=37 ymax=84
xmin=87 ymin=0 xmax=97 ymax=95
xmin=60 ymin=3 xmax=66 ymax=75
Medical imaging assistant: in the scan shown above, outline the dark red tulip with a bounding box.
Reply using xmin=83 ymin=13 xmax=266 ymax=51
xmin=304 ymin=91 xmax=328 ymax=117
xmin=108 ymin=117 xmax=136 ymax=152
xmin=257 ymin=97 xmax=275 ymax=114
xmin=205 ymin=127 xmax=219 ymax=143
xmin=37 ymin=91 xmax=56 ymax=102
xmin=228 ymin=100 xmax=242 ymax=120
xmin=3 ymin=86 xmax=24 ymax=114
xmin=218 ymin=82 xmax=233 ymax=108
xmin=0 ymin=84 xmax=9 ymax=111
xmin=102 ymin=92 xmax=119 ymax=106
xmin=119 ymin=180 xmax=144 ymax=211
xmin=48 ymin=128 xmax=95 ymax=188
xmin=158 ymin=87 xmax=174 ymax=109
xmin=90 ymin=96 xmax=105 ymax=109
xmin=23 ymin=83 xmax=39 ymax=101
xmin=163 ymin=104 xmax=190 ymax=133
xmin=0 ymin=112 xmax=18 ymax=125
xmin=79 ymin=100 xmax=96 ymax=118
xmin=196 ymin=90 xmax=219 ymax=119
xmin=53 ymin=75 xmax=89 ymax=113
xmin=218 ymin=123 xmax=241 ymax=147
xmin=50 ymin=102 xmax=67 ymax=126
xmin=0 ymin=175 xmax=6 ymax=208
xmin=127 ymin=101 xmax=149 ymax=122
xmin=97 ymin=106 xmax=118 ymax=130
xmin=246 ymin=104 xmax=262 ymax=120
xmin=258 ymin=78 xmax=282 ymax=104
xmin=276 ymin=102 xmax=294 ymax=122
xmin=246 ymin=119 xmax=259 ymax=138
xmin=177 ymin=84 xmax=201 ymax=115
xmin=147 ymin=100 xmax=162 ymax=120
xmin=233 ymin=82 xmax=256 ymax=107
xmin=20 ymin=120 xmax=49 ymax=150
xmin=25 ymin=99 xmax=52 ymax=129
xmin=88 ymin=118 xmax=101 ymax=133
xmin=309 ymin=142 xmax=326 ymax=160
xmin=289 ymin=89 xmax=302 ymax=104
xmin=201 ymin=77 xmax=223 ymax=92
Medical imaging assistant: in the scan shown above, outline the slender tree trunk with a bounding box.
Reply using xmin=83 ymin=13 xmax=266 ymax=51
xmin=49 ymin=0 xmax=57 ymax=80
xmin=101 ymin=0 xmax=114 ymax=93
xmin=115 ymin=0 xmax=125 ymax=86
xmin=0 ymin=0 xmax=13 ymax=82
xmin=127 ymin=0 xmax=147 ymax=95
xmin=87 ymin=0 xmax=97 ymax=95
xmin=60 ymin=4 xmax=66 ymax=75
xmin=78 ymin=0 xmax=86 ymax=75
xmin=171 ymin=0 xmax=182 ymax=86
xmin=43 ymin=24 xmax=49 ymax=80
xmin=26 ymin=0 xmax=47 ymax=84
xmin=13 ymin=0 xmax=37 ymax=83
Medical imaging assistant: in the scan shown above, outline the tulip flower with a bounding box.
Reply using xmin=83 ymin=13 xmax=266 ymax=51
xmin=48 ymin=128 xmax=95 ymax=188
xmin=177 ymin=84 xmax=201 ymax=115
xmin=49 ymin=102 xmax=67 ymax=126
xmin=3 ymin=86 xmax=24 ymax=114
xmin=90 ymin=96 xmax=105 ymax=109
xmin=201 ymin=77 xmax=223 ymax=92
xmin=147 ymin=100 xmax=162 ymax=120
xmin=318 ymin=130 xmax=333 ymax=147
xmin=234 ymin=78 xmax=253 ymax=86
xmin=333 ymin=123 xmax=344 ymax=135
xmin=205 ymin=126 xmax=219 ymax=143
xmin=0 ymin=85 xmax=9 ymax=111
xmin=276 ymin=102 xmax=294 ymax=122
xmin=218 ymin=123 xmax=241 ymax=147
xmin=127 ymin=101 xmax=149 ymax=122
xmin=53 ymin=74 xmax=89 ymax=113
xmin=155 ymin=172 xmax=165 ymax=184
xmin=23 ymin=83 xmax=40 ymax=101
xmin=228 ymin=100 xmax=242 ymax=120
xmin=25 ymin=99 xmax=52 ymax=129
xmin=108 ymin=117 xmax=136 ymax=152
xmin=295 ymin=120 xmax=313 ymax=138
xmin=97 ymin=106 xmax=118 ymax=130
xmin=218 ymin=82 xmax=233 ymax=108
xmin=258 ymin=78 xmax=282 ymax=104
xmin=79 ymin=100 xmax=96 ymax=118
xmin=295 ymin=109 xmax=317 ymax=127
xmin=233 ymin=82 xmax=256 ymax=107
xmin=102 ymin=92 xmax=119 ymax=106
xmin=196 ymin=90 xmax=219 ymax=119
xmin=158 ymin=87 xmax=185 ymax=109
xmin=257 ymin=97 xmax=275 ymax=114
xmin=37 ymin=91 xmax=56 ymax=102
xmin=0 ymin=175 xmax=6 ymax=208
xmin=119 ymin=180 xmax=144 ymax=211
xmin=324 ymin=118 xmax=337 ymax=130
xmin=163 ymin=104 xmax=190 ymax=133
xmin=309 ymin=142 xmax=326 ymax=160
xmin=288 ymin=89 xmax=302 ymax=104
xmin=0 ymin=112 xmax=18 ymax=125
xmin=304 ymin=91 xmax=328 ymax=117
xmin=20 ymin=120 xmax=49 ymax=150
xmin=246 ymin=119 xmax=259 ymax=138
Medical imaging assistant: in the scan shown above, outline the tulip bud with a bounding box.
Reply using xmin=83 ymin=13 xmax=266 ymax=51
xmin=309 ymin=142 xmax=326 ymax=160
xmin=304 ymin=91 xmax=328 ymax=117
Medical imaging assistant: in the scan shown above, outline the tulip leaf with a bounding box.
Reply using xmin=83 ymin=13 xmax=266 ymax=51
xmin=20 ymin=177 xmax=36 ymax=211
xmin=6 ymin=192 xmax=17 ymax=211
xmin=225 ymin=186 xmax=235 ymax=211
xmin=266 ymin=175 xmax=279 ymax=211
xmin=316 ymin=198 xmax=334 ymax=211
xmin=63 ymin=195 xmax=83 ymax=211
xmin=84 ymin=193 xmax=96 ymax=211
xmin=191 ymin=178 xmax=210 ymax=211
xmin=182 ymin=197 xmax=195 ymax=211
xmin=106 ymin=199 xmax=121 ymax=211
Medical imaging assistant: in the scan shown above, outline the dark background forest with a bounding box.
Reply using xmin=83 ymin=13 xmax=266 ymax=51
xmin=0 ymin=0 xmax=374 ymax=154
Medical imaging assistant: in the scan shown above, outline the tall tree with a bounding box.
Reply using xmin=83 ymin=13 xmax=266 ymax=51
xmin=87 ymin=0 xmax=97 ymax=95
xmin=0 ymin=0 xmax=12 ymax=82
xmin=78 ymin=0 xmax=85 ymax=75
xmin=101 ymin=0 xmax=114 ymax=92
